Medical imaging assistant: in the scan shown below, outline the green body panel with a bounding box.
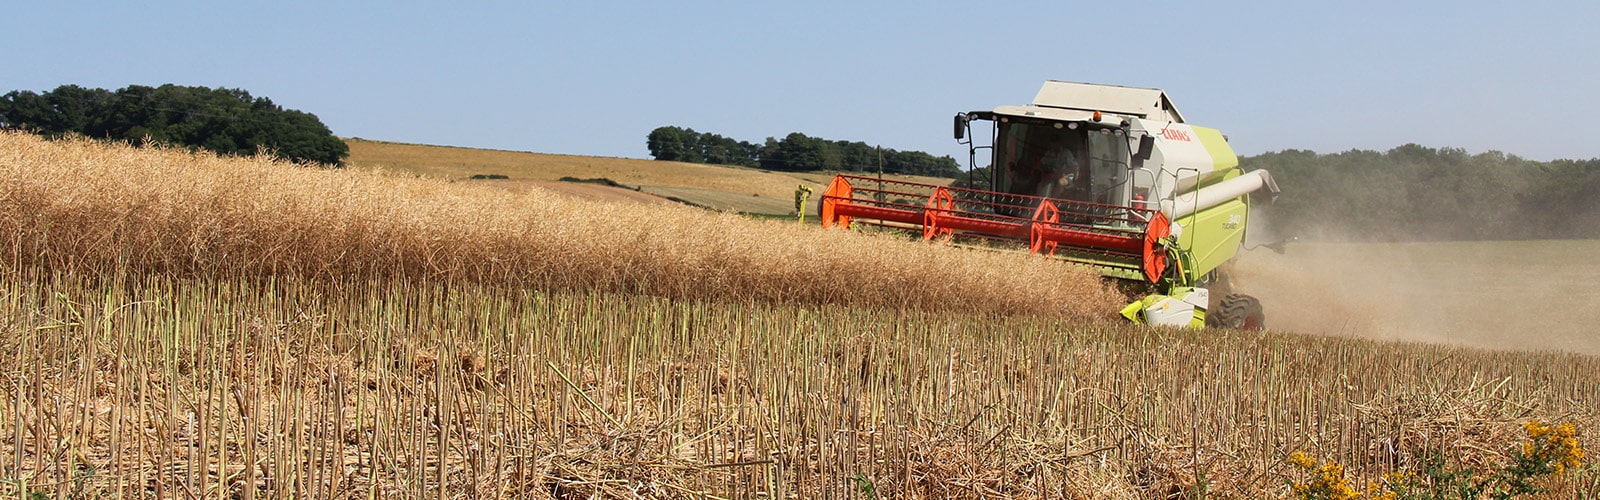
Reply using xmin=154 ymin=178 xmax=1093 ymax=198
xmin=1159 ymin=144 xmax=1246 ymax=290
xmin=1171 ymin=197 xmax=1249 ymax=287
xmin=1193 ymin=126 xmax=1239 ymax=171
xmin=1131 ymin=136 xmax=1250 ymax=326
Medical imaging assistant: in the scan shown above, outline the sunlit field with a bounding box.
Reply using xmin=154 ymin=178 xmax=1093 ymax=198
xmin=2 ymin=132 xmax=1596 ymax=498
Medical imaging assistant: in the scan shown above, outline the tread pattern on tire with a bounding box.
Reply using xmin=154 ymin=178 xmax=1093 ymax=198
xmin=1208 ymin=293 xmax=1264 ymax=330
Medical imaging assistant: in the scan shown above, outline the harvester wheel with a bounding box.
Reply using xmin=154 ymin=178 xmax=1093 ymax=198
xmin=1208 ymin=293 xmax=1265 ymax=331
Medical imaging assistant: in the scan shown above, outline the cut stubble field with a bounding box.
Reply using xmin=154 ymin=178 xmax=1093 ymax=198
xmin=2 ymin=132 xmax=1597 ymax=498
xmin=343 ymin=138 xmax=951 ymax=215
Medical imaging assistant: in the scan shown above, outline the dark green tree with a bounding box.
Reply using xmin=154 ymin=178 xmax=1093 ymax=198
xmin=697 ymin=132 xmax=757 ymax=167
xmin=773 ymin=132 xmax=828 ymax=171
xmin=645 ymin=125 xmax=964 ymax=178
xmin=0 ymin=91 xmax=56 ymax=131
xmin=0 ymin=84 xmax=348 ymax=166
xmin=646 ymin=126 xmax=702 ymax=163
xmin=757 ymin=137 xmax=785 ymax=170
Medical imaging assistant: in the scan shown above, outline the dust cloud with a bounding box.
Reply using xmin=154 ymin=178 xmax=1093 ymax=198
xmin=1229 ymin=238 xmax=1600 ymax=356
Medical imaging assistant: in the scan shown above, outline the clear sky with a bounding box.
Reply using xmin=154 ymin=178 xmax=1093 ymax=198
xmin=6 ymin=1 xmax=1598 ymax=162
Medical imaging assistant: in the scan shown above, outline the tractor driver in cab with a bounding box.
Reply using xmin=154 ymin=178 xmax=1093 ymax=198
xmin=1004 ymin=128 xmax=1090 ymax=202
xmin=1037 ymin=143 xmax=1090 ymax=201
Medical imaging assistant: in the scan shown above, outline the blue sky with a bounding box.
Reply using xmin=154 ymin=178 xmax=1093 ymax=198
xmin=6 ymin=2 xmax=1598 ymax=161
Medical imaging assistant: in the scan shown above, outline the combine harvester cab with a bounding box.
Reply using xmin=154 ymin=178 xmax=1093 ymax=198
xmin=820 ymin=81 xmax=1278 ymax=329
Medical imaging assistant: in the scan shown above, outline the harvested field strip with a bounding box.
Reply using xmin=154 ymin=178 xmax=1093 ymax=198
xmin=342 ymin=139 xmax=954 ymax=212
xmin=0 ymin=132 xmax=1119 ymax=320
xmin=2 ymin=271 xmax=1596 ymax=498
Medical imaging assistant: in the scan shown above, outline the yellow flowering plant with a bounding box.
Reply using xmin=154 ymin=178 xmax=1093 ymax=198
xmin=1290 ymin=420 xmax=1585 ymax=500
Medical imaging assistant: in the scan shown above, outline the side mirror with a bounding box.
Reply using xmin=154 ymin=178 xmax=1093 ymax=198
xmin=953 ymin=113 xmax=968 ymax=140
xmin=1135 ymin=135 xmax=1155 ymax=160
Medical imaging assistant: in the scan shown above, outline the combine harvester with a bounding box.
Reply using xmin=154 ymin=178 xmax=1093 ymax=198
xmin=820 ymin=81 xmax=1278 ymax=328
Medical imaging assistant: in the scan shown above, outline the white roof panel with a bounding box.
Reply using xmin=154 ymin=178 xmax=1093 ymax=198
xmin=1030 ymin=81 xmax=1184 ymax=123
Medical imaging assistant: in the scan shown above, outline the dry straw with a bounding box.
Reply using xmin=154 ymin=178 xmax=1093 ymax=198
xmin=2 ymin=133 xmax=1597 ymax=498
xmin=2 ymin=274 xmax=1597 ymax=498
xmin=0 ymin=131 xmax=1121 ymax=319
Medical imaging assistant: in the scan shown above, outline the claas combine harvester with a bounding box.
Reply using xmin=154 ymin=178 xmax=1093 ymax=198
xmin=820 ymin=81 xmax=1279 ymax=328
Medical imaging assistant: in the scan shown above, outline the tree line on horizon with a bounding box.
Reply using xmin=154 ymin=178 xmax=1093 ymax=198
xmin=0 ymin=84 xmax=348 ymax=166
xmin=1243 ymin=144 xmax=1600 ymax=241
xmin=646 ymin=126 xmax=963 ymax=178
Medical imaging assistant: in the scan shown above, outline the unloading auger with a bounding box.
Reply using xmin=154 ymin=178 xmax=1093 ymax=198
xmin=821 ymin=81 xmax=1279 ymax=328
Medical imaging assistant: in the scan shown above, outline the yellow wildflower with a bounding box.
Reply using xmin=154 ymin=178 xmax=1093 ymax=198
xmin=1522 ymin=419 xmax=1585 ymax=475
xmin=1289 ymin=450 xmax=1318 ymax=469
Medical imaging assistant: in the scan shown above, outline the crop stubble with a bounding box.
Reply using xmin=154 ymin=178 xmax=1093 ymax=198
xmin=1 ymin=132 xmax=1596 ymax=498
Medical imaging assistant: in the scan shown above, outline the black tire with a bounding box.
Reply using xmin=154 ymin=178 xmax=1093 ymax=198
xmin=1207 ymin=293 xmax=1265 ymax=330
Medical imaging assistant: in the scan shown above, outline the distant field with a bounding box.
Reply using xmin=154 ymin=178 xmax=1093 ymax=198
xmin=1234 ymin=239 xmax=1600 ymax=354
xmin=344 ymin=139 xmax=952 ymax=215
